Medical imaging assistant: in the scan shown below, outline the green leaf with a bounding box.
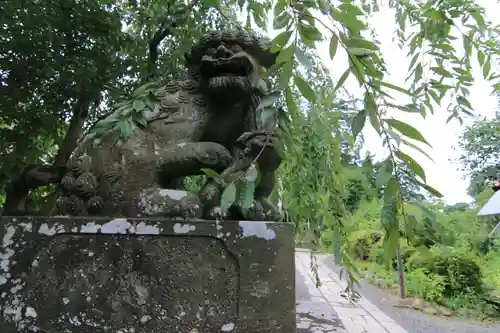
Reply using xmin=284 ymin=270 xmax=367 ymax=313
xmin=285 ymin=87 xmax=299 ymax=120
xmin=279 ymin=61 xmax=294 ymax=89
xmin=270 ymin=31 xmax=293 ymax=53
xmin=477 ymin=50 xmax=485 ymax=66
xmin=201 ymin=168 xmax=219 ymax=178
xmin=133 ymin=82 xmax=157 ymax=97
xmin=414 ymin=63 xmax=423 ymax=82
xmin=94 ymin=117 xmax=118 ymax=129
xmin=343 ymin=37 xmax=379 ymax=51
xmin=384 ymin=176 xmax=400 ymax=202
xmin=133 ymin=99 xmax=146 ymax=112
xmin=261 ymin=107 xmax=278 ymax=131
xmin=385 ymin=119 xmax=430 ymax=147
xmin=116 ymin=104 xmax=134 ymax=116
xmin=404 ymin=213 xmax=418 ymax=244
xmin=276 ymin=45 xmax=295 ymax=64
xmin=400 ymin=139 xmax=434 ymax=163
xmin=332 ymin=9 xmax=366 ymax=34
xmin=338 ymin=3 xmax=364 ymax=16
xmin=316 ymin=0 xmax=330 ymax=12
xmin=408 ymin=53 xmax=419 ymax=71
xmin=349 ymin=56 xmax=365 ymax=86
xmin=364 ymin=93 xmax=380 ymax=134
xmin=463 ymin=38 xmax=472 ymax=57
xmin=329 ymin=34 xmax=339 ymax=59
xmin=221 ymin=183 xmax=237 ymax=214
xmin=430 ymin=66 xmax=452 ymax=78
xmin=380 ymin=82 xmax=413 ymax=97
xmin=347 ymin=48 xmax=376 ymax=57
xmin=457 ymin=95 xmax=472 ymax=109
xmin=202 ymin=0 xmax=220 ymax=8
xmin=295 ymin=48 xmax=314 ymax=69
xmin=245 ymin=164 xmax=259 ymax=182
xmin=470 ymin=9 xmax=485 ymax=27
xmin=395 ymin=150 xmax=426 ymax=182
xmin=274 ymin=0 xmax=287 ymax=16
xmin=382 ymin=226 xmax=399 ymax=263
xmin=333 ymin=68 xmax=350 ymax=93
xmin=273 ymin=11 xmax=291 ymax=30
xmin=415 ymin=180 xmax=443 ymax=198
xmin=351 ymin=110 xmax=366 ymax=140
xmin=118 ymin=118 xmax=133 ymax=139
xmin=483 ymin=57 xmax=491 ymax=78
xmin=376 ymin=159 xmax=394 ymax=188
xmin=240 ymin=180 xmax=255 ymax=210
xmin=294 ymin=75 xmax=316 ymax=103
xmin=134 ymin=115 xmax=148 ymax=128
xmin=299 ymin=25 xmax=323 ymax=42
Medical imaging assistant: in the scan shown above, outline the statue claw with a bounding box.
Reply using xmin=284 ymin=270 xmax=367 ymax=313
xmin=235 ymin=131 xmax=279 ymax=158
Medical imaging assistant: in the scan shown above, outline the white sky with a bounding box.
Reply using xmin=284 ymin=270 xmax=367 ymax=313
xmin=257 ymin=0 xmax=499 ymax=204
xmin=319 ymin=0 xmax=499 ymax=204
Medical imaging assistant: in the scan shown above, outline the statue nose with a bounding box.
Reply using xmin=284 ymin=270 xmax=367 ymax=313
xmin=214 ymin=45 xmax=233 ymax=59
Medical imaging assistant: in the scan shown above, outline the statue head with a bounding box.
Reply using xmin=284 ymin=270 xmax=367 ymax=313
xmin=184 ymin=29 xmax=276 ymax=103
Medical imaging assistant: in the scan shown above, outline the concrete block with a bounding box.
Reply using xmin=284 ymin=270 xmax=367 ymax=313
xmin=0 ymin=217 xmax=295 ymax=333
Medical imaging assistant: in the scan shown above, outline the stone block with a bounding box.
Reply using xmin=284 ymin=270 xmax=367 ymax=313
xmin=0 ymin=217 xmax=295 ymax=333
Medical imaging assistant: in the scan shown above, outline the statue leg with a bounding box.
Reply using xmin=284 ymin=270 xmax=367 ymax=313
xmin=254 ymin=170 xmax=283 ymax=221
xmin=234 ymin=132 xmax=283 ymax=221
xmin=138 ymin=142 xmax=234 ymax=219
xmin=156 ymin=142 xmax=234 ymax=187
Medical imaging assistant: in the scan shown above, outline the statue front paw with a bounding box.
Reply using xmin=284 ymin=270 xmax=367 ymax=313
xmin=234 ymin=131 xmax=281 ymax=170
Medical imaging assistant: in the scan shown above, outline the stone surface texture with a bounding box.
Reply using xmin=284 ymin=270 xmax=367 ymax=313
xmin=0 ymin=217 xmax=295 ymax=333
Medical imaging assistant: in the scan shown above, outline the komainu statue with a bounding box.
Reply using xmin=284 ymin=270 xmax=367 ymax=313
xmin=53 ymin=29 xmax=283 ymax=221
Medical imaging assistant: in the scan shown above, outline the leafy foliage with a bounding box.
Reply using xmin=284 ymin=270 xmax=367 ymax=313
xmin=456 ymin=113 xmax=500 ymax=197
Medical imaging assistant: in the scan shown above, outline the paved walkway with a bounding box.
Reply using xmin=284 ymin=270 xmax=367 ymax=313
xmin=295 ymin=249 xmax=410 ymax=333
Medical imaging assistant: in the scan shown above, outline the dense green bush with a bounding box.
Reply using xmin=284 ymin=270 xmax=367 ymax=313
xmin=406 ymin=268 xmax=446 ymax=302
xmin=319 ymin=166 xmax=500 ymax=318
xmin=407 ymin=248 xmax=484 ymax=297
xmin=348 ymin=229 xmax=383 ymax=260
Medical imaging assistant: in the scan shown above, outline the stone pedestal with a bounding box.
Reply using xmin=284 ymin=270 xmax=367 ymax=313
xmin=0 ymin=217 xmax=295 ymax=333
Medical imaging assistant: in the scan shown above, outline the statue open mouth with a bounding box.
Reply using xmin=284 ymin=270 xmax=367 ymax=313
xmin=200 ymin=55 xmax=253 ymax=78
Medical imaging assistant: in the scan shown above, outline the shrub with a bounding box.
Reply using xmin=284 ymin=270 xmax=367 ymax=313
xmin=406 ymin=268 xmax=446 ymax=302
xmin=407 ymin=247 xmax=484 ymax=297
xmin=348 ymin=229 xmax=383 ymax=260
xmin=320 ymin=230 xmax=334 ymax=249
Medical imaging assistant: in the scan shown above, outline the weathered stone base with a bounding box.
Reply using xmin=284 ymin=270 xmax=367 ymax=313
xmin=0 ymin=217 xmax=295 ymax=333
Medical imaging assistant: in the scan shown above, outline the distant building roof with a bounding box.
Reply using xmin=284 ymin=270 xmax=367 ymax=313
xmin=477 ymin=190 xmax=500 ymax=216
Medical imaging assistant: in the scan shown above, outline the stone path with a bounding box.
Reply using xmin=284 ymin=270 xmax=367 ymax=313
xmin=295 ymin=249 xmax=410 ymax=333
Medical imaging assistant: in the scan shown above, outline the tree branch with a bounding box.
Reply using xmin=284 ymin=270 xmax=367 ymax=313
xmin=147 ymin=24 xmax=173 ymax=78
xmin=146 ymin=0 xmax=200 ymax=78
xmin=2 ymin=165 xmax=66 ymax=216
xmin=2 ymin=88 xmax=101 ymax=216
